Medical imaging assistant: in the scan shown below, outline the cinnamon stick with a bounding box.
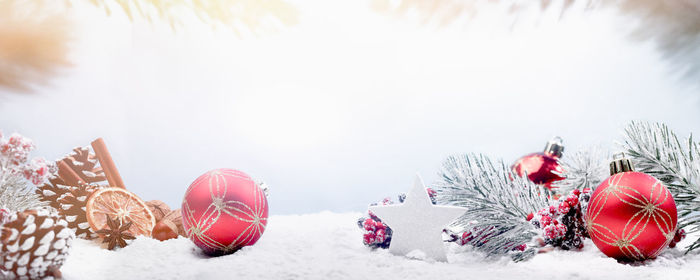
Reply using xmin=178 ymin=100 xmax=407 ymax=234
xmin=90 ymin=138 xmax=126 ymax=189
xmin=57 ymin=160 xmax=84 ymax=185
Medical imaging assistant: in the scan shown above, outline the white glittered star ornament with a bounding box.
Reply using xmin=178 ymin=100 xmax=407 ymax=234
xmin=369 ymin=175 xmax=466 ymax=262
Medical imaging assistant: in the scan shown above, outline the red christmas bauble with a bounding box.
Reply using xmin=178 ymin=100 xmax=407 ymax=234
xmin=182 ymin=169 xmax=269 ymax=256
xmin=512 ymin=152 xmax=564 ymax=189
xmin=586 ymin=171 xmax=677 ymax=261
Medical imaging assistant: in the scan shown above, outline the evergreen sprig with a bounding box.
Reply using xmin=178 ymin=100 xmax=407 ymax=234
xmin=434 ymin=153 xmax=551 ymax=262
xmin=551 ymin=146 xmax=609 ymax=194
xmin=0 ymin=174 xmax=47 ymax=212
xmin=84 ymin=0 xmax=298 ymax=31
xmin=621 ymin=120 xmax=700 ymax=252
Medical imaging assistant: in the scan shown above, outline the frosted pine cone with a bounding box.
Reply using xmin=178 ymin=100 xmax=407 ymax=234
xmin=0 ymin=208 xmax=74 ymax=279
xmin=36 ymin=147 xmax=108 ymax=239
xmin=37 ymin=176 xmax=70 ymax=211
xmin=57 ymin=183 xmax=100 ymax=239
xmin=38 ymin=180 xmax=101 ymax=239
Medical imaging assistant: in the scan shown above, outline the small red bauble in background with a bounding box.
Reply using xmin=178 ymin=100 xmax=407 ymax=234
xmin=512 ymin=137 xmax=565 ymax=189
xmin=586 ymin=156 xmax=677 ymax=261
xmin=182 ymin=169 xmax=269 ymax=256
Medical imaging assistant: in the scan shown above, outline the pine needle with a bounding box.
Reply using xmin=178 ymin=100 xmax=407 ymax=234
xmin=0 ymin=174 xmax=47 ymax=212
xmin=620 ymin=121 xmax=700 ymax=253
xmin=434 ymin=153 xmax=551 ymax=261
xmin=551 ymin=146 xmax=609 ymax=194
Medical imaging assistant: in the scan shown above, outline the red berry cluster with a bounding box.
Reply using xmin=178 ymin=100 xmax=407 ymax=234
xmin=668 ymin=228 xmax=687 ymax=248
xmin=0 ymin=131 xmax=55 ymax=186
xmin=360 ymin=215 xmax=392 ymax=248
xmin=528 ymin=189 xmax=591 ymax=250
xmin=358 ymin=188 xmax=437 ymax=249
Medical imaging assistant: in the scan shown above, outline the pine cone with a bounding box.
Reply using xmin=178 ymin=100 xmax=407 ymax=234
xmin=36 ymin=147 xmax=107 ymax=239
xmin=57 ymin=184 xmax=100 ymax=239
xmin=61 ymin=147 xmax=106 ymax=184
xmin=36 ymin=177 xmax=70 ymax=212
xmin=0 ymin=208 xmax=74 ymax=279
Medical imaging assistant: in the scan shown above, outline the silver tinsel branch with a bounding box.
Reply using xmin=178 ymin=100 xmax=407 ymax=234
xmin=620 ymin=120 xmax=700 ymax=252
xmin=0 ymin=173 xmax=47 ymax=212
xmin=434 ymin=153 xmax=551 ymax=262
xmin=551 ymin=146 xmax=609 ymax=194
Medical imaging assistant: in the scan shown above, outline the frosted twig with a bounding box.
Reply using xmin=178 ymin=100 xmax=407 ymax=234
xmin=551 ymin=146 xmax=609 ymax=194
xmin=434 ymin=153 xmax=551 ymax=262
xmin=620 ymin=121 xmax=700 ymax=252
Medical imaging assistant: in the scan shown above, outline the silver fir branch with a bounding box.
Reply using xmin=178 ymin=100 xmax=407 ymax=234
xmin=551 ymin=146 xmax=609 ymax=194
xmin=620 ymin=120 xmax=700 ymax=252
xmin=434 ymin=153 xmax=551 ymax=262
xmin=0 ymin=174 xmax=47 ymax=212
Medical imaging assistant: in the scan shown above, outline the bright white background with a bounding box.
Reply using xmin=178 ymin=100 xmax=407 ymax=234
xmin=1 ymin=0 xmax=698 ymax=214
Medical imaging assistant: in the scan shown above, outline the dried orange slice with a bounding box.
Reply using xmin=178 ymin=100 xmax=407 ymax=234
xmin=86 ymin=187 xmax=156 ymax=237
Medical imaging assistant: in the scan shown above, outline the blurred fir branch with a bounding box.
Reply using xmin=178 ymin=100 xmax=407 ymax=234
xmin=434 ymin=153 xmax=551 ymax=262
xmin=0 ymin=0 xmax=71 ymax=92
xmin=551 ymin=146 xmax=608 ymax=195
xmin=0 ymin=175 xmax=48 ymax=212
xmin=371 ymin=0 xmax=700 ymax=84
xmin=85 ymin=0 xmax=299 ymax=32
xmin=371 ymin=0 xmax=583 ymax=26
xmin=620 ymin=121 xmax=700 ymax=253
xmin=0 ymin=0 xmax=298 ymax=93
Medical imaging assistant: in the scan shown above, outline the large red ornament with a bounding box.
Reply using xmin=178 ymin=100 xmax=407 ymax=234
xmin=512 ymin=137 xmax=565 ymax=189
xmin=586 ymin=158 xmax=677 ymax=261
xmin=182 ymin=169 xmax=268 ymax=256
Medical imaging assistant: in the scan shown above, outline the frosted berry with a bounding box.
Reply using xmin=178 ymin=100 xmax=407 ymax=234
xmin=374 ymin=221 xmax=386 ymax=230
xmin=668 ymin=228 xmax=687 ymax=248
xmin=544 ymin=225 xmax=557 ymax=239
xmin=556 ymin=224 xmax=566 ymax=236
xmin=530 ymin=189 xmax=589 ymax=250
xmin=363 ymin=219 xmax=375 ymax=231
xmin=558 ymin=201 xmax=570 ymax=214
xmin=540 ymin=215 xmax=552 ymax=228
xmin=376 ymin=229 xmax=386 ymax=243
xmin=363 ymin=232 xmax=376 ymax=245
xmin=566 ymin=195 xmax=579 ymax=207
xmin=674 ymin=228 xmax=686 ymax=243
xmin=526 ymin=212 xmax=534 ymax=221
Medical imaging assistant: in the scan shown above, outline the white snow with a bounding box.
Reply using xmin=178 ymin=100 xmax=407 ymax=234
xmin=61 ymin=212 xmax=700 ymax=280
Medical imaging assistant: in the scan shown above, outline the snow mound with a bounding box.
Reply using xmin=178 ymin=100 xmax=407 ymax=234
xmin=61 ymin=212 xmax=700 ymax=280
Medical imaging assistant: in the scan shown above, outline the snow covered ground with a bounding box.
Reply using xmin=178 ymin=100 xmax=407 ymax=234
xmin=61 ymin=212 xmax=700 ymax=280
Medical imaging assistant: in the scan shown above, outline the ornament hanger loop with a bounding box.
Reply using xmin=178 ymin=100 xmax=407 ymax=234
xmin=613 ymin=152 xmax=626 ymax=160
xmin=610 ymin=152 xmax=634 ymax=175
xmin=544 ymin=136 xmax=565 ymax=158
